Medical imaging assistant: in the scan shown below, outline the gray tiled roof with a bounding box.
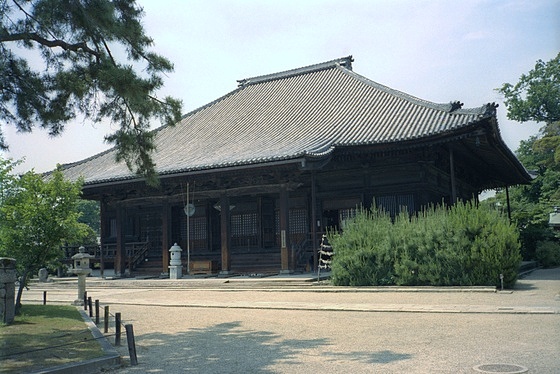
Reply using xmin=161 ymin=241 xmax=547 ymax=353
xmin=61 ymin=56 xmax=511 ymax=185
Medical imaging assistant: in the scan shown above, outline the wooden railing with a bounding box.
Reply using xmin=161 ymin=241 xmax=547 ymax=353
xmin=61 ymin=241 xmax=150 ymax=272
xmin=292 ymin=232 xmax=324 ymax=271
xmin=129 ymin=242 xmax=150 ymax=271
xmin=61 ymin=245 xmax=100 ymax=260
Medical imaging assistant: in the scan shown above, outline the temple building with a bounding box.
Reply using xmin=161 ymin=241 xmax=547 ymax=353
xmin=60 ymin=56 xmax=531 ymax=276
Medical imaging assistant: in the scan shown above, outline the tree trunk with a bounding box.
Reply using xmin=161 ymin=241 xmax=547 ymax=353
xmin=14 ymin=269 xmax=28 ymax=315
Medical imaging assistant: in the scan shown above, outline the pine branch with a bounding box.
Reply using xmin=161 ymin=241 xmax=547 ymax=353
xmin=0 ymin=32 xmax=101 ymax=58
xmin=11 ymin=0 xmax=58 ymax=40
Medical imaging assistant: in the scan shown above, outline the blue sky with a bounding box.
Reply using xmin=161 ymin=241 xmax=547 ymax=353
xmin=3 ymin=0 xmax=559 ymax=173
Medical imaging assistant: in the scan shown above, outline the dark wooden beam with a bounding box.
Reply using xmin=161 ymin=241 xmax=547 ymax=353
xmin=311 ymin=172 xmax=318 ymax=271
xmin=449 ymin=147 xmax=457 ymax=204
xmin=279 ymin=185 xmax=290 ymax=273
xmin=161 ymin=202 xmax=170 ymax=274
xmin=115 ymin=207 xmax=126 ymax=277
xmin=99 ymin=200 xmax=107 ymax=278
xmin=506 ymin=185 xmax=512 ymax=222
xmin=219 ymin=194 xmax=231 ymax=274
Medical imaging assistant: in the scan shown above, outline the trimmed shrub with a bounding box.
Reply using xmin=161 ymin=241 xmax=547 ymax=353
xmin=329 ymin=208 xmax=394 ymax=286
xmin=329 ymin=201 xmax=522 ymax=288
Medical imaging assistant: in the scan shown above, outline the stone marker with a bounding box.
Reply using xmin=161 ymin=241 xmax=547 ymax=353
xmin=0 ymin=258 xmax=17 ymax=324
xmin=38 ymin=267 xmax=48 ymax=282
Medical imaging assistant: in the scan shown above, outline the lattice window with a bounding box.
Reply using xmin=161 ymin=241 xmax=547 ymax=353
xmin=339 ymin=208 xmax=357 ymax=221
xmin=179 ymin=216 xmax=207 ymax=239
xmin=397 ymin=194 xmax=415 ymax=215
xmin=231 ymin=213 xmax=258 ymax=236
xmin=274 ymin=210 xmax=308 ymax=233
xmin=376 ymin=195 xmax=397 ymax=215
xmin=231 ymin=215 xmax=241 ymax=236
xmin=176 ymin=209 xmax=208 ymax=250
xmin=290 ymin=208 xmax=308 ymax=246
xmin=339 ymin=208 xmax=357 ymax=229
xmin=274 ymin=209 xmax=309 ymax=246
xmin=109 ymin=218 xmax=117 ymax=238
xmin=189 ymin=217 xmax=207 ymax=240
xmin=231 ymin=212 xmax=258 ymax=248
xmin=290 ymin=209 xmax=308 ymax=234
xmin=376 ymin=194 xmax=415 ymax=216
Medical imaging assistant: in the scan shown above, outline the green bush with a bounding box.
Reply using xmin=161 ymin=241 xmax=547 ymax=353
xmin=535 ymin=240 xmax=560 ymax=268
xmin=329 ymin=201 xmax=522 ymax=288
xmin=329 ymin=208 xmax=394 ymax=286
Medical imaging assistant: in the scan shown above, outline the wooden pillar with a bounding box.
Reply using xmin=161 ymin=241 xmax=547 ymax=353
xmin=449 ymin=147 xmax=457 ymax=204
xmin=115 ymin=206 xmax=126 ymax=277
xmin=220 ymin=194 xmax=231 ymax=274
xmin=505 ymin=185 xmax=512 ymax=223
xmin=311 ymin=172 xmax=318 ymax=272
xmin=99 ymin=200 xmax=106 ymax=278
xmin=161 ymin=202 xmax=170 ymax=274
xmin=279 ymin=184 xmax=291 ymax=273
xmin=363 ymin=169 xmax=374 ymax=210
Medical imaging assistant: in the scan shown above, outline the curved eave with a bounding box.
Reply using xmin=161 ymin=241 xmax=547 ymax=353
xmin=61 ymin=56 xmax=528 ymax=192
xmin=80 ymin=155 xmax=311 ymax=190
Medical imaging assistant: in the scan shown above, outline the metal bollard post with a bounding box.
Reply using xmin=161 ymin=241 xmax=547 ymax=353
xmin=115 ymin=312 xmax=121 ymax=346
xmin=83 ymin=291 xmax=88 ymax=310
xmin=104 ymin=306 xmax=109 ymax=333
xmin=88 ymin=297 xmax=93 ymax=318
xmin=95 ymin=300 xmax=100 ymax=325
xmin=43 ymin=291 xmax=47 ymax=305
xmin=125 ymin=324 xmax=138 ymax=366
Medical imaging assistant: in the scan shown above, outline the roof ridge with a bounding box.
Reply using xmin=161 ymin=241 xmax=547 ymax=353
xmin=237 ymin=55 xmax=354 ymax=87
xmin=340 ymin=68 xmax=489 ymax=115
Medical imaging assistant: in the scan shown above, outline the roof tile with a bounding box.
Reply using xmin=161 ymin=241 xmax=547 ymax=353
xmin=61 ymin=58 xmax=497 ymax=185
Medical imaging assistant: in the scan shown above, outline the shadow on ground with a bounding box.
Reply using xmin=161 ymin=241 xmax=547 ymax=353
xmin=524 ymin=268 xmax=560 ymax=281
xmin=515 ymin=267 xmax=560 ymax=290
xmin=115 ymin=321 xmax=412 ymax=372
xmin=0 ymin=329 xmax=101 ymax=373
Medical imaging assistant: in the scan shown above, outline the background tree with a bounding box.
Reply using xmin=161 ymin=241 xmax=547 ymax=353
xmin=0 ymin=0 xmax=182 ymax=184
xmin=493 ymin=53 xmax=560 ymax=260
xmin=498 ymin=52 xmax=560 ymax=175
xmin=0 ymin=156 xmax=20 ymax=202
xmin=0 ymin=159 xmax=94 ymax=314
xmin=77 ymin=199 xmax=100 ymax=238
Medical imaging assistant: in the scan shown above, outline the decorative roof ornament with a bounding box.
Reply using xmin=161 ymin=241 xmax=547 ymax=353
xmin=484 ymin=102 xmax=499 ymax=116
xmin=237 ymin=55 xmax=354 ymax=87
xmin=449 ymin=101 xmax=464 ymax=112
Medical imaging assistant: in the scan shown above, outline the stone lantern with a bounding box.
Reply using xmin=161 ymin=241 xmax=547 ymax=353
xmin=169 ymin=243 xmax=183 ymax=279
xmin=70 ymin=246 xmax=94 ymax=305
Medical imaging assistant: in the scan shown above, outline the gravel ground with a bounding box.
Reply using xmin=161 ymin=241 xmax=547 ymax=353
xmin=23 ymin=268 xmax=560 ymax=373
xmin=105 ymin=305 xmax=558 ymax=373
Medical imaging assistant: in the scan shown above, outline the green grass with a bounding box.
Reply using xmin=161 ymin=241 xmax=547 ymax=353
xmin=0 ymin=304 xmax=106 ymax=373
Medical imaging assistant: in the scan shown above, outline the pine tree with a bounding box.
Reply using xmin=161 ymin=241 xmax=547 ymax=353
xmin=0 ymin=0 xmax=182 ymax=184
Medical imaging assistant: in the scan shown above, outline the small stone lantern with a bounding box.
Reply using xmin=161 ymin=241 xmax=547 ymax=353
xmin=70 ymin=246 xmax=94 ymax=305
xmin=169 ymin=243 xmax=183 ymax=279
